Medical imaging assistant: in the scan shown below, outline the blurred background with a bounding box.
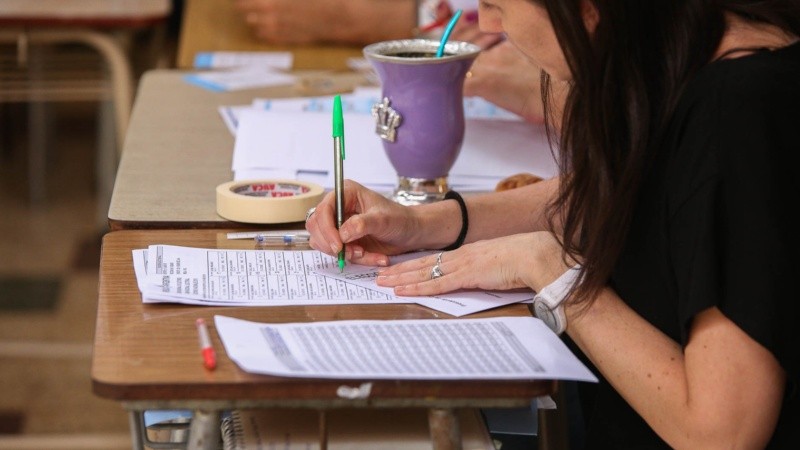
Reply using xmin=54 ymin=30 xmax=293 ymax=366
xmin=0 ymin=1 xmax=549 ymax=449
xmin=0 ymin=1 xmax=183 ymax=448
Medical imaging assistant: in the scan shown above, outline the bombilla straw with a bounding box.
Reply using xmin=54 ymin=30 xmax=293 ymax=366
xmin=436 ymin=9 xmax=463 ymax=58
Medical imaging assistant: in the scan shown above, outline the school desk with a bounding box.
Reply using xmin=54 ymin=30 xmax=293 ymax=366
xmin=107 ymin=69 xmax=365 ymax=231
xmin=176 ymin=0 xmax=363 ymax=71
xmin=91 ymin=228 xmax=558 ymax=450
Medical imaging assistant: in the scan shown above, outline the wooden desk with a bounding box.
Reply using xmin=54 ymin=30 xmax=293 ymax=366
xmin=107 ymin=69 xmax=365 ymax=231
xmin=92 ymin=229 xmax=554 ymax=450
xmin=177 ymin=0 xmax=363 ymax=71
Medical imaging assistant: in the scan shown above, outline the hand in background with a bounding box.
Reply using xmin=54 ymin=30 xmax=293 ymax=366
xmin=448 ymin=11 xmax=504 ymax=49
xmin=463 ymin=40 xmax=550 ymax=124
xmin=234 ymin=0 xmax=415 ymax=45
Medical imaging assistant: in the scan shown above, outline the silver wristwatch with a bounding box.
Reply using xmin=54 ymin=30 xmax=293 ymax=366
xmin=532 ymin=265 xmax=582 ymax=335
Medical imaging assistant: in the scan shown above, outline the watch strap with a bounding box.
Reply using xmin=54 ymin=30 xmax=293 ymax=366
xmin=533 ymin=264 xmax=582 ymax=334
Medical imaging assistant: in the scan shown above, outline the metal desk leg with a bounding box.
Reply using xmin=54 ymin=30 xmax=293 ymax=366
xmin=538 ymin=381 xmax=570 ymax=450
xmin=319 ymin=410 xmax=328 ymax=450
xmin=128 ymin=410 xmax=145 ymax=450
xmin=26 ymin=45 xmax=51 ymax=205
xmin=187 ymin=409 xmax=221 ymax=450
xmin=428 ymin=407 xmax=462 ymax=450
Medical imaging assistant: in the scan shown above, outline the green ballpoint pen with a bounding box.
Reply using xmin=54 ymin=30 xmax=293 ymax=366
xmin=333 ymin=95 xmax=346 ymax=272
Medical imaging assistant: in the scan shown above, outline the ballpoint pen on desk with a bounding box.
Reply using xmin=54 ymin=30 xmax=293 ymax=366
xmin=195 ymin=318 xmax=216 ymax=371
xmin=436 ymin=9 xmax=463 ymax=58
xmin=254 ymin=232 xmax=310 ymax=247
xmin=225 ymin=230 xmax=311 ymax=248
xmin=333 ymin=95 xmax=346 ymax=273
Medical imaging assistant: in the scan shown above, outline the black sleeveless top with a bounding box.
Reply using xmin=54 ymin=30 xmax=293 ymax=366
xmin=572 ymin=41 xmax=800 ymax=448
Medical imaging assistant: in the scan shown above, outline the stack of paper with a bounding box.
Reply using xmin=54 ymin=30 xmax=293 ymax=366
xmin=223 ymin=89 xmax=558 ymax=191
xmin=131 ymin=245 xmax=533 ymax=317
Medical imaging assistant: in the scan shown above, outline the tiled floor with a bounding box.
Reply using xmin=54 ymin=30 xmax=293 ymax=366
xmin=0 ymin=100 xmax=132 ymax=448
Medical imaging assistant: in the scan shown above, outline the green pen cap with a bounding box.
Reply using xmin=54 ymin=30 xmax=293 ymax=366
xmin=333 ymin=95 xmax=344 ymax=138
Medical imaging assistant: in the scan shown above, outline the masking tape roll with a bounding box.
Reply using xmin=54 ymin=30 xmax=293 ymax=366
xmin=216 ymin=179 xmax=324 ymax=224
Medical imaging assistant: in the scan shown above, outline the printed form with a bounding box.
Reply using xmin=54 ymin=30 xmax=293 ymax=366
xmin=133 ymin=245 xmax=405 ymax=307
xmin=214 ymin=315 xmax=598 ymax=382
xmin=132 ymin=245 xmax=532 ymax=316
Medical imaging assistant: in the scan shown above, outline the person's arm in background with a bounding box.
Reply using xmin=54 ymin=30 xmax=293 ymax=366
xmin=234 ymin=0 xmax=416 ymax=45
xmin=463 ymin=40 xmax=569 ymax=124
xmin=416 ymin=2 xmax=556 ymax=125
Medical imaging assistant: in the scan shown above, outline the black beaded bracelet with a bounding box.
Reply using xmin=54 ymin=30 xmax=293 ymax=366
xmin=441 ymin=190 xmax=468 ymax=251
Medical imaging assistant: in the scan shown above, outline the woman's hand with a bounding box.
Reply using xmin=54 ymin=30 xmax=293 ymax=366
xmin=305 ymin=180 xmax=420 ymax=267
xmin=235 ymin=0 xmax=334 ymax=44
xmin=376 ymin=231 xmax=572 ymax=296
xmin=449 ymin=13 xmax=505 ymax=49
xmin=234 ymin=0 xmax=415 ymax=45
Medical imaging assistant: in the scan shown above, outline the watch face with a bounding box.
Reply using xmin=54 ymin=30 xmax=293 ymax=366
xmin=533 ymin=300 xmax=557 ymax=331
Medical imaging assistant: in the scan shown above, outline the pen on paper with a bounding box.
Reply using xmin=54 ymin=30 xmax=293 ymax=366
xmin=196 ymin=318 xmax=217 ymax=371
xmin=333 ymin=95 xmax=346 ymax=272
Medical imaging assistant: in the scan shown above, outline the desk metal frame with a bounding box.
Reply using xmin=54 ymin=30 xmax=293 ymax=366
xmin=0 ymin=1 xmax=170 ymax=212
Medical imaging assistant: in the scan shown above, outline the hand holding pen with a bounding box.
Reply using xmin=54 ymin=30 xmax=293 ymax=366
xmin=306 ymin=98 xmax=414 ymax=268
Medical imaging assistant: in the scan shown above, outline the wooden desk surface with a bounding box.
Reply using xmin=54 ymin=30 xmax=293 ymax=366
xmin=0 ymin=0 xmax=171 ymax=27
xmin=108 ymin=69 xmax=365 ymax=231
xmin=92 ymin=228 xmax=553 ymax=408
xmin=177 ymin=0 xmax=363 ymax=71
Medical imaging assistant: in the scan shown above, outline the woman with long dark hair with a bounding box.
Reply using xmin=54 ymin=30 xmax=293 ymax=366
xmin=306 ymin=1 xmax=799 ymax=447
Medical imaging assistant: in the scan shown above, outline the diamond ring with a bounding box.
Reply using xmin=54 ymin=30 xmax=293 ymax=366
xmin=431 ymin=264 xmax=444 ymax=279
xmin=431 ymin=252 xmax=445 ymax=279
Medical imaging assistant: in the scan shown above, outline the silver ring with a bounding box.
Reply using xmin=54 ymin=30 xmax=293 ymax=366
xmin=305 ymin=206 xmax=316 ymax=222
xmin=431 ymin=263 xmax=444 ymax=280
xmin=430 ymin=252 xmax=445 ymax=279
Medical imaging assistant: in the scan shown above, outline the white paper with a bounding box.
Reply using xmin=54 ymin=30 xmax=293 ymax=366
xmin=232 ymin=110 xmax=397 ymax=186
xmin=184 ymin=68 xmax=296 ymax=92
xmin=250 ymin=93 xmax=523 ymax=121
xmin=193 ymin=51 xmax=293 ymax=69
xmin=217 ymin=104 xmax=253 ymax=135
xmin=214 ymin=315 xmax=598 ymax=382
xmin=133 ymin=245 xmax=407 ymax=307
xmin=314 ymin=256 xmax=533 ymax=317
xmin=131 ymin=246 xmax=531 ymax=316
xmin=230 ymin=108 xmax=556 ymax=190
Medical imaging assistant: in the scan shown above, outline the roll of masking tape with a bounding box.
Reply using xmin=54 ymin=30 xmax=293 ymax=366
xmin=216 ymin=179 xmax=324 ymax=224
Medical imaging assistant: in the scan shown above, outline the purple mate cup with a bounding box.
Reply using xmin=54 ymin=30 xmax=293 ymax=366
xmin=364 ymin=39 xmax=481 ymax=204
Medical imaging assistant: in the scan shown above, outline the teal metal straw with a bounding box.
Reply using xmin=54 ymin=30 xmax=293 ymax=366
xmin=436 ymin=9 xmax=463 ymax=58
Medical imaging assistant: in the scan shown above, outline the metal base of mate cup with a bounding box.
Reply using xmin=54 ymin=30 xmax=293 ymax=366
xmin=391 ymin=176 xmax=448 ymax=205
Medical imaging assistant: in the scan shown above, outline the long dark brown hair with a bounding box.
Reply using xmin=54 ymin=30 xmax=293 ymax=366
xmin=538 ymin=0 xmax=800 ymax=305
